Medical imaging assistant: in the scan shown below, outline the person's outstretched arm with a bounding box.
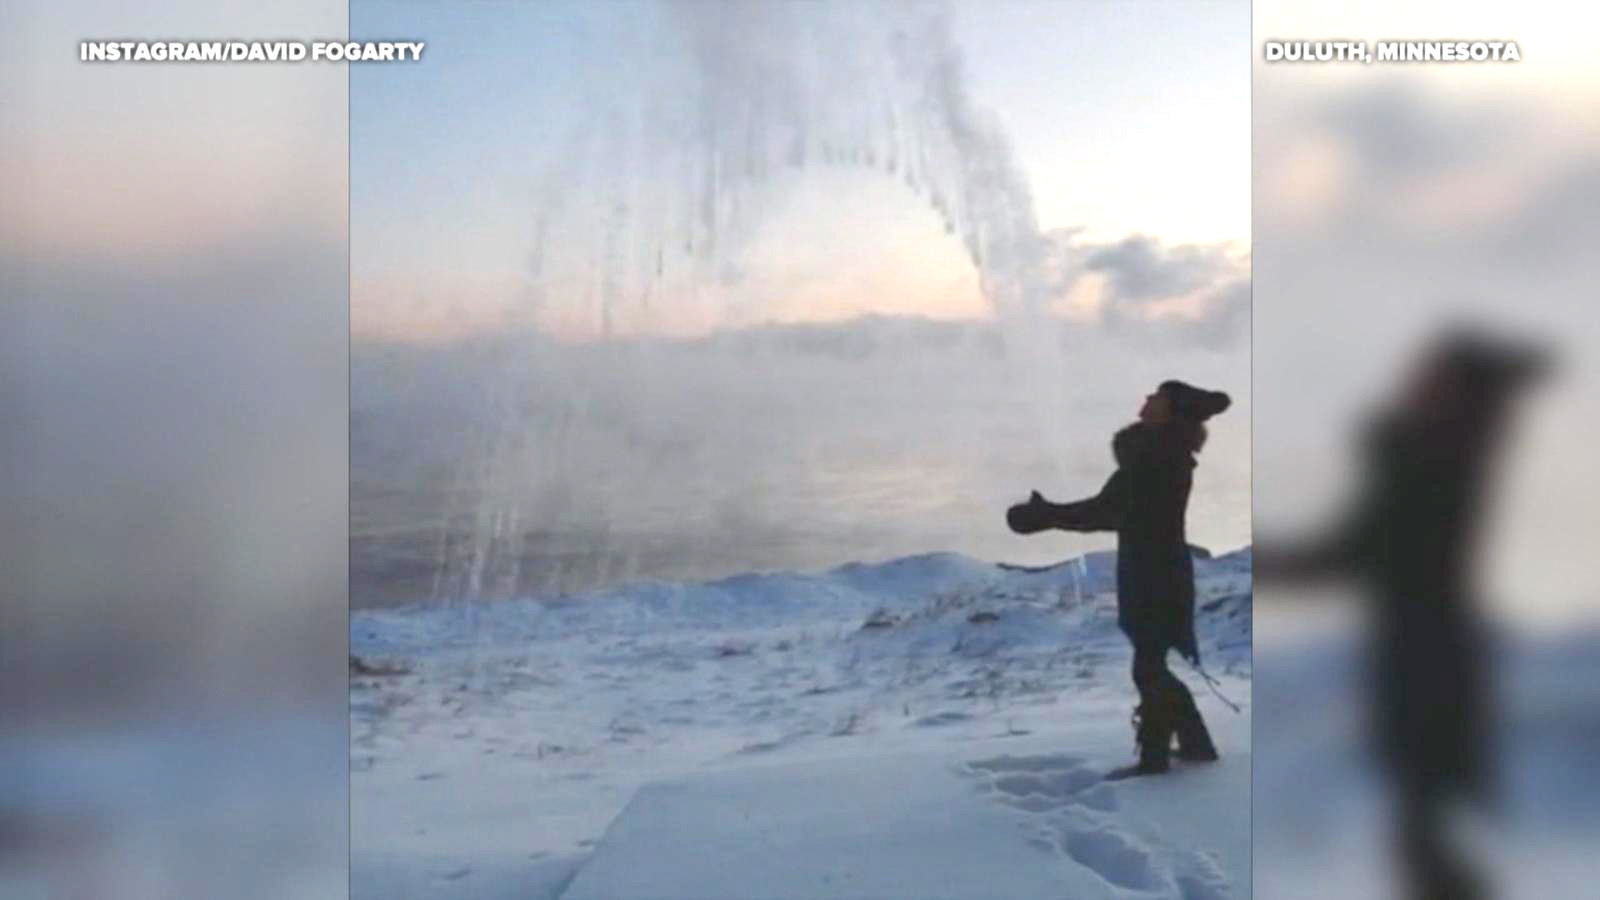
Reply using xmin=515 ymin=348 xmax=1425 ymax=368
xmin=1254 ymin=494 xmax=1372 ymax=583
xmin=1007 ymin=470 xmax=1127 ymax=534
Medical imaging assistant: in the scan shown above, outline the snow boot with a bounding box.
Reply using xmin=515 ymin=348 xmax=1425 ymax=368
xmin=1107 ymin=703 xmax=1172 ymax=779
xmin=1174 ymin=700 xmax=1220 ymax=763
xmin=1176 ymin=727 xmax=1219 ymax=762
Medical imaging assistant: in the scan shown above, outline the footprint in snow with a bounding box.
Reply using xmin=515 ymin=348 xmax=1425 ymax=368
xmin=976 ymin=760 xmax=1116 ymax=817
xmin=1074 ymin=782 xmax=1119 ymax=812
xmin=1173 ymin=850 xmax=1233 ymax=900
xmin=965 ymin=753 xmax=1228 ymax=897
xmin=990 ymin=767 xmax=1101 ymax=802
xmin=963 ymin=754 xmax=1101 ymax=812
xmin=1057 ymin=825 xmax=1159 ymax=891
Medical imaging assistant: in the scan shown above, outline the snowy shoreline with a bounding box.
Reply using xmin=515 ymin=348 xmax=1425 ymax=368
xmin=352 ymin=547 xmax=1253 ymax=898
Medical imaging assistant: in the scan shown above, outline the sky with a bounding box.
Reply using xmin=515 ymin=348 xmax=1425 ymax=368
xmin=344 ymin=0 xmax=1254 ymax=596
xmin=1252 ymin=0 xmax=1600 ymax=627
xmin=350 ymin=0 xmax=1250 ymax=341
xmin=1 ymin=1 xmax=347 ymax=262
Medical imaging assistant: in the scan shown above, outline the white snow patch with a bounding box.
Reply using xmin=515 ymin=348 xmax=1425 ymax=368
xmin=352 ymin=548 xmax=1252 ymax=898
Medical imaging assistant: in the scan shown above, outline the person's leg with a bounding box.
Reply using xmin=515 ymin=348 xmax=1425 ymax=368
xmin=1166 ymin=668 xmax=1219 ymax=761
xmin=1396 ymin=787 xmax=1486 ymax=900
xmin=1129 ymin=642 xmax=1172 ymax=772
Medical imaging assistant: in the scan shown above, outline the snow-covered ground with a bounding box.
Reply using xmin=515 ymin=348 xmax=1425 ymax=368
xmin=1253 ymin=617 xmax=1600 ymax=900
xmin=351 ymin=547 xmax=1253 ymax=899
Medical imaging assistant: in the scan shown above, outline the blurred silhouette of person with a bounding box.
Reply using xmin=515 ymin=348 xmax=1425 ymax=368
xmin=1006 ymin=380 xmax=1232 ymax=777
xmin=1256 ymin=328 xmax=1549 ymax=900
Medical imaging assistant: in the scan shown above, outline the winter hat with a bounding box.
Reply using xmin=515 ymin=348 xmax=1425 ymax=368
xmin=1159 ymin=380 xmax=1231 ymax=421
xmin=1429 ymin=328 xmax=1551 ymax=391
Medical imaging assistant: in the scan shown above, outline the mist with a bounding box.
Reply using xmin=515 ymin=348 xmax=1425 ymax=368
xmin=352 ymin=312 xmax=1248 ymax=609
xmin=350 ymin=0 xmax=1252 ymax=609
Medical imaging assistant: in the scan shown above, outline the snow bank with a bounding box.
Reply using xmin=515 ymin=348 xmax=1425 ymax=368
xmin=351 ymin=547 xmax=1252 ymax=899
xmin=563 ymin=735 xmax=1249 ymax=900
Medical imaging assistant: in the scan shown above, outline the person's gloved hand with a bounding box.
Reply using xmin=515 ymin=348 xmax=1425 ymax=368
xmin=1006 ymin=490 xmax=1053 ymax=534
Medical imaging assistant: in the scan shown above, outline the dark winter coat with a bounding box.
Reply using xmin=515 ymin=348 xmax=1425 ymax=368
xmin=1037 ymin=422 xmax=1200 ymax=663
xmin=1259 ymin=412 xmax=1494 ymax=799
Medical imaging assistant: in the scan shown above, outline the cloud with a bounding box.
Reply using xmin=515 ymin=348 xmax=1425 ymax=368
xmin=1039 ymin=229 xmax=1251 ymax=349
xmin=1084 ymin=235 xmax=1234 ymax=304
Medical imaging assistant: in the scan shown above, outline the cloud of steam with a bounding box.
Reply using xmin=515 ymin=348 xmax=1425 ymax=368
xmin=514 ymin=0 xmax=1058 ymax=336
xmin=351 ymin=313 xmax=1250 ymax=608
xmin=348 ymin=0 xmax=1253 ymax=616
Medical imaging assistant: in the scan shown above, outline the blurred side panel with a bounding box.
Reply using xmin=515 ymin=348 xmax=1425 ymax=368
xmin=0 ymin=2 xmax=348 ymax=897
xmin=1255 ymin=2 xmax=1600 ymax=899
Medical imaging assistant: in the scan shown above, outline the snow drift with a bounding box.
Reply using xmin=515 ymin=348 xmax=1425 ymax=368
xmin=351 ymin=546 xmax=1252 ymax=898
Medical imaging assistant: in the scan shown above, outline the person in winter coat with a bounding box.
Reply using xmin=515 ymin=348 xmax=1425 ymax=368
xmin=1006 ymin=379 xmax=1232 ymax=776
xmin=1255 ymin=329 xmax=1548 ymax=900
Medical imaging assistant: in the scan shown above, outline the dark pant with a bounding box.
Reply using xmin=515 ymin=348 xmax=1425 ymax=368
xmin=1130 ymin=641 xmax=1213 ymax=761
xmin=1396 ymin=788 xmax=1485 ymax=900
